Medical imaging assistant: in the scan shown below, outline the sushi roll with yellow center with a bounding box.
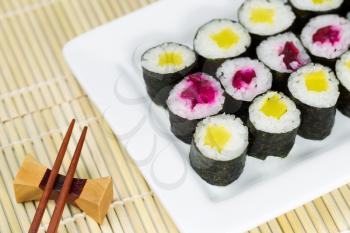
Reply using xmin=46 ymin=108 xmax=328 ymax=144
xmin=190 ymin=114 xmax=248 ymax=186
xmin=336 ymin=51 xmax=350 ymax=117
xmin=238 ymin=0 xmax=295 ymax=48
xmin=141 ymin=42 xmax=198 ymax=107
xmin=248 ymin=91 xmax=301 ymax=159
xmin=288 ymin=63 xmax=340 ymax=140
xmin=194 ymin=19 xmax=251 ymax=76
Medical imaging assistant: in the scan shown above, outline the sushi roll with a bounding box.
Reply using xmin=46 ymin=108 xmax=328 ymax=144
xmin=289 ymin=0 xmax=344 ymax=33
xmin=190 ymin=114 xmax=248 ymax=186
xmin=216 ymin=57 xmax=273 ymax=120
xmin=238 ymin=0 xmax=296 ymax=49
xmin=288 ymin=63 xmax=340 ymax=140
xmin=193 ymin=19 xmax=251 ymax=76
xmin=335 ymin=51 xmax=350 ymax=117
xmin=248 ymin=91 xmax=301 ymax=160
xmin=167 ymin=72 xmax=225 ymax=144
xmin=257 ymin=32 xmax=311 ymax=92
xmin=141 ymin=42 xmax=198 ymax=107
xmin=301 ymin=14 xmax=350 ymax=69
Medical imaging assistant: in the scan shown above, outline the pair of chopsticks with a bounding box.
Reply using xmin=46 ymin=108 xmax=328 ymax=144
xmin=28 ymin=119 xmax=88 ymax=233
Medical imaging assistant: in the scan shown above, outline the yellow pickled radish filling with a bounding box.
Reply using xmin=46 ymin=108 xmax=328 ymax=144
xmin=312 ymin=0 xmax=331 ymax=4
xmin=304 ymin=71 xmax=329 ymax=92
xmin=158 ymin=51 xmax=184 ymax=67
xmin=260 ymin=94 xmax=287 ymax=119
xmin=250 ymin=7 xmax=275 ymax=24
xmin=204 ymin=125 xmax=231 ymax=153
xmin=210 ymin=28 xmax=240 ymax=50
xmin=345 ymin=60 xmax=350 ymax=70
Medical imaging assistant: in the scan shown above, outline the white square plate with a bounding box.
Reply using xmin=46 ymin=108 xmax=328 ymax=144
xmin=63 ymin=0 xmax=350 ymax=232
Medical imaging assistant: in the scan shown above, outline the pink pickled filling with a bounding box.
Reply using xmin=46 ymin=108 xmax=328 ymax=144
xmin=180 ymin=73 xmax=217 ymax=109
xmin=312 ymin=25 xmax=340 ymax=45
xmin=279 ymin=41 xmax=302 ymax=71
xmin=232 ymin=68 xmax=256 ymax=90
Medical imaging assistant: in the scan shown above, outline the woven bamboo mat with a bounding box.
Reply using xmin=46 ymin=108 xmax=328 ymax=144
xmin=0 ymin=0 xmax=350 ymax=232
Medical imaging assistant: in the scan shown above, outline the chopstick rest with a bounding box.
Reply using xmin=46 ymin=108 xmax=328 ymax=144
xmin=13 ymin=156 xmax=113 ymax=224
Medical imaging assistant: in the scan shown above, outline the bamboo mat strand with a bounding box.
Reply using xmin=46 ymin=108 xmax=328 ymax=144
xmin=0 ymin=0 xmax=350 ymax=233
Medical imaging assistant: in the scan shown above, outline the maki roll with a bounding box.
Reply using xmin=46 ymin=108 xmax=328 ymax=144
xmin=288 ymin=63 xmax=340 ymax=140
xmin=335 ymin=51 xmax=350 ymax=117
xmin=301 ymin=14 xmax=350 ymax=69
xmin=193 ymin=19 xmax=251 ymax=76
xmin=216 ymin=57 xmax=273 ymax=120
xmin=289 ymin=0 xmax=344 ymax=33
xmin=257 ymin=32 xmax=311 ymax=92
xmin=238 ymin=0 xmax=296 ymax=49
xmin=190 ymin=114 xmax=248 ymax=186
xmin=248 ymin=91 xmax=301 ymax=160
xmin=141 ymin=42 xmax=198 ymax=107
xmin=167 ymin=72 xmax=225 ymax=143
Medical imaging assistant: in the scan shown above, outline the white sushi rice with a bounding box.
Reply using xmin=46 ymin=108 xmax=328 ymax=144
xmin=238 ymin=0 xmax=295 ymax=36
xmin=301 ymin=15 xmax=350 ymax=59
xmin=336 ymin=51 xmax=350 ymax=91
xmin=288 ymin=63 xmax=340 ymax=108
xmin=249 ymin=91 xmax=301 ymax=133
xmin=257 ymin=32 xmax=311 ymax=73
xmin=217 ymin=57 xmax=272 ymax=102
xmin=167 ymin=73 xmax=225 ymax=120
xmin=290 ymin=0 xmax=343 ymax=11
xmin=141 ymin=42 xmax=196 ymax=74
xmin=194 ymin=114 xmax=249 ymax=161
xmin=194 ymin=19 xmax=251 ymax=59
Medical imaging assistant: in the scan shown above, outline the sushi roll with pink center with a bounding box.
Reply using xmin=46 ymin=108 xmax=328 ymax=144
xmin=216 ymin=57 xmax=272 ymax=120
xmin=289 ymin=0 xmax=345 ymax=33
xmin=257 ymin=32 xmax=311 ymax=91
xmin=167 ymin=72 xmax=225 ymax=143
xmin=301 ymin=14 xmax=350 ymax=68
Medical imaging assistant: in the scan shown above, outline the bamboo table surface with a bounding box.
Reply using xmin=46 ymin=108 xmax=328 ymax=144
xmin=0 ymin=0 xmax=350 ymax=232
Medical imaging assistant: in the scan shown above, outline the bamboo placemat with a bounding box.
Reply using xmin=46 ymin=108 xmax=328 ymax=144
xmin=0 ymin=0 xmax=349 ymax=232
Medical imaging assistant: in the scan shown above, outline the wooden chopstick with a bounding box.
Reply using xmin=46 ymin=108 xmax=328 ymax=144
xmin=47 ymin=126 xmax=88 ymax=233
xmin=28 ymin=119 xmax=76 ymax=233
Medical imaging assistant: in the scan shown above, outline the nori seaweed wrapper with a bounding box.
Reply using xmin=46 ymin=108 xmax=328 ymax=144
xmin=247 ymin=119 xmax=298 ymax=160
xmin=222 ymin=93 xmax=250 ymax=122
xmin=198 ymin=55 xmax=230 ymax=78
xmin=270 ymin=71 xmax=290 ymax=93
xmin=190 ymin=140 xmax=246 ymax=186
xmin=290 ymin=95 xmax=336 ymax=140
xmin=142 ymin=60 xmax=198 ymax=107
xmin=337 ymin=83 xmax=350 ymax=117
xmin=168 ymin=111 xmax=199 ymax=144
xmin=197 ymin=48 xmax=253 ymax=77
xmin=308 ymin=54 xmax=338 ymax=71
xmin=339 ymin=2 xmax=350 ymax=17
